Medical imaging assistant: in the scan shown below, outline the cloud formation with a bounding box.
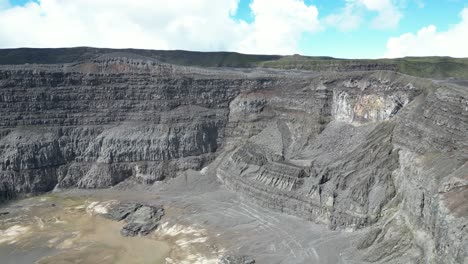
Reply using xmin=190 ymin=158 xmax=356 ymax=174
xmin=358 ymin=0 xmax=402 ymax=29
xmin=324 ymin=2 xmax=363 ymax=31
xmin=384 ymin=8 xmax=468 ymax=58
xmin=0 ymin=0 xmax=320 ymax=55
xmin=239 ymin=0 xmax=320 ymax=54
xmin=325 ymin=0 xmax=402 ymax=31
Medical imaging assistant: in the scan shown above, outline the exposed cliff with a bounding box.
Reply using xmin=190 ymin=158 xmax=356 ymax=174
xmin=0 ymin=49 xmax=466 ymax=263
xmin=216 ymin=71 xmax=467 ymax=263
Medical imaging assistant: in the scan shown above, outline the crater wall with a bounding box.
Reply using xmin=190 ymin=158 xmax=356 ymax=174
xmin=0 ymin=53 xmax=466 ymax=263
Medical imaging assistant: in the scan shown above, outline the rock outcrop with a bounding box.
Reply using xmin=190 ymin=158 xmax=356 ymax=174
xmin=220 ymin=255 xmax=255 ymax=264
xmin=105 ymin=202 xmax=165 ymax=237
xmin=0 ymin=49 xmax=466 ymax=263
xmin=216 ymin=72 xmax=467 ymax=263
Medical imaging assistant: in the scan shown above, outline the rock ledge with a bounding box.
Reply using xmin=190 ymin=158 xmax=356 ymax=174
xmin=105 ymin=203 xmax=164 ymax=237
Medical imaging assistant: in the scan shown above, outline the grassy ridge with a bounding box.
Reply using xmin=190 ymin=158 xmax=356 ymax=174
xmin=259 ymin=55 xmax=468 ymax=79
xmin=393 ymin=57 xmax=468 ymax=79
xmin=0 ymin=47 xmax=467 ymax=79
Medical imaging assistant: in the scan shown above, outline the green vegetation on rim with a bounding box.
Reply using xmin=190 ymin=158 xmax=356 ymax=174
xmin=258 ymin=55 xmax=468 ymax=79
xmin=0 ymin=47 xmax=467 ymax=79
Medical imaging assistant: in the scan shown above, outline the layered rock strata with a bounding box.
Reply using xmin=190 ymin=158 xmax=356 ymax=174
xmin=0 ymin=52 xmax=466 ymax=263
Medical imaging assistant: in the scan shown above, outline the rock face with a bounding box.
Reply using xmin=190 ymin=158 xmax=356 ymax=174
xmin=105 ymin=203 xmax=165 ymax=237
xmin=0 ymin=49 xmax=467 ymax=263
xmin=0 ymin=56 xmax=247 ymax=195
xmin=220 ymin=255 xmax=255 ymax=264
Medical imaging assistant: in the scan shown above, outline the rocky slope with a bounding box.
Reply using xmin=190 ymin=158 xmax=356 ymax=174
xmin=216 ymin=72 xmax=467 ymax=263
xmin=0 ymin=49 xmax=466 ymax=263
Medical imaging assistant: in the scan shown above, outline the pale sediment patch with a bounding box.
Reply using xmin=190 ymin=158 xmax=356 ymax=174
xmin=0 ymin=225 xmax=30 ymax=244
xmin=156 ymin=221 xmax=225 ymax=264
xmin=34 ymin=216 xmax=45 ymax=229
xmin=47 ymin=236 xmax=60 ymax=245
xmin=56 ymin=231 xmax=81 ymax=249
xmin=86 ymin=200 xmax=118 ymax=215
xmin=165 ymin=254 xmax=219 ymax=264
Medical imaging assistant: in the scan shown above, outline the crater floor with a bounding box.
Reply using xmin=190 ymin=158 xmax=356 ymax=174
xmin=0 ymin=170 xmax=362 ymax=264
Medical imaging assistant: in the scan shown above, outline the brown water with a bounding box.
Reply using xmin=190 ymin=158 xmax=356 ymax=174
xmin=0 ymin=196 xmax=171 ymax=264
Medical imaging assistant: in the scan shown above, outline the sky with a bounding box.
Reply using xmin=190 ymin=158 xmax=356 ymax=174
xmin=0 ymin=0 xmax=467 ymax=58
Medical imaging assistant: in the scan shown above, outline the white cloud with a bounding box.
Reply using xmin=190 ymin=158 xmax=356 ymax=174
xmin=238 ymin=0 xmax=320 ymax=54
xmin=325 ymin=0 xmax=402 ymax=31
xmin=0 ymin=0 xmax=320 ymax=55
xmin=324 ymin=2 xmax=362 ymax=31
xmin=0 ymin=0 xmax=242 ymax=51
xmin=359 ymin=0 xmax=402 ymax=29
xmin=384 ymin=8 xmax=468 ymax=58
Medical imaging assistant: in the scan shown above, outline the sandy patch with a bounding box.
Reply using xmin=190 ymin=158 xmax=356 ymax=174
xmin=86 ymin=200 xmax=118 ymax=215
xmin=156 ymin=221 xmax=224 ymax=264
xmin=0 ymin=225 xmax=30 ymax=244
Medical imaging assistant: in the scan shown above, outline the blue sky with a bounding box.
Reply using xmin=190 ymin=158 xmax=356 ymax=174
xmin=1 ymin=0 xmax=468 ymax=58
xmin=232 ymin=0 xmax=468 ymax=58
xmin=313 ymin=1 xmax=466 ymax=58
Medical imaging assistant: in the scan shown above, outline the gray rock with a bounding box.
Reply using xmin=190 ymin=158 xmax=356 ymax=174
xmin=220 ymin=255 xmax=255 ymax=264
xmin=121 ymin=205 xmax=165 ymax=236
xmin=105 ymin=203 xmax=164 ymax=237
xmin=105 ymin=202 xmax=142 ymax=221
